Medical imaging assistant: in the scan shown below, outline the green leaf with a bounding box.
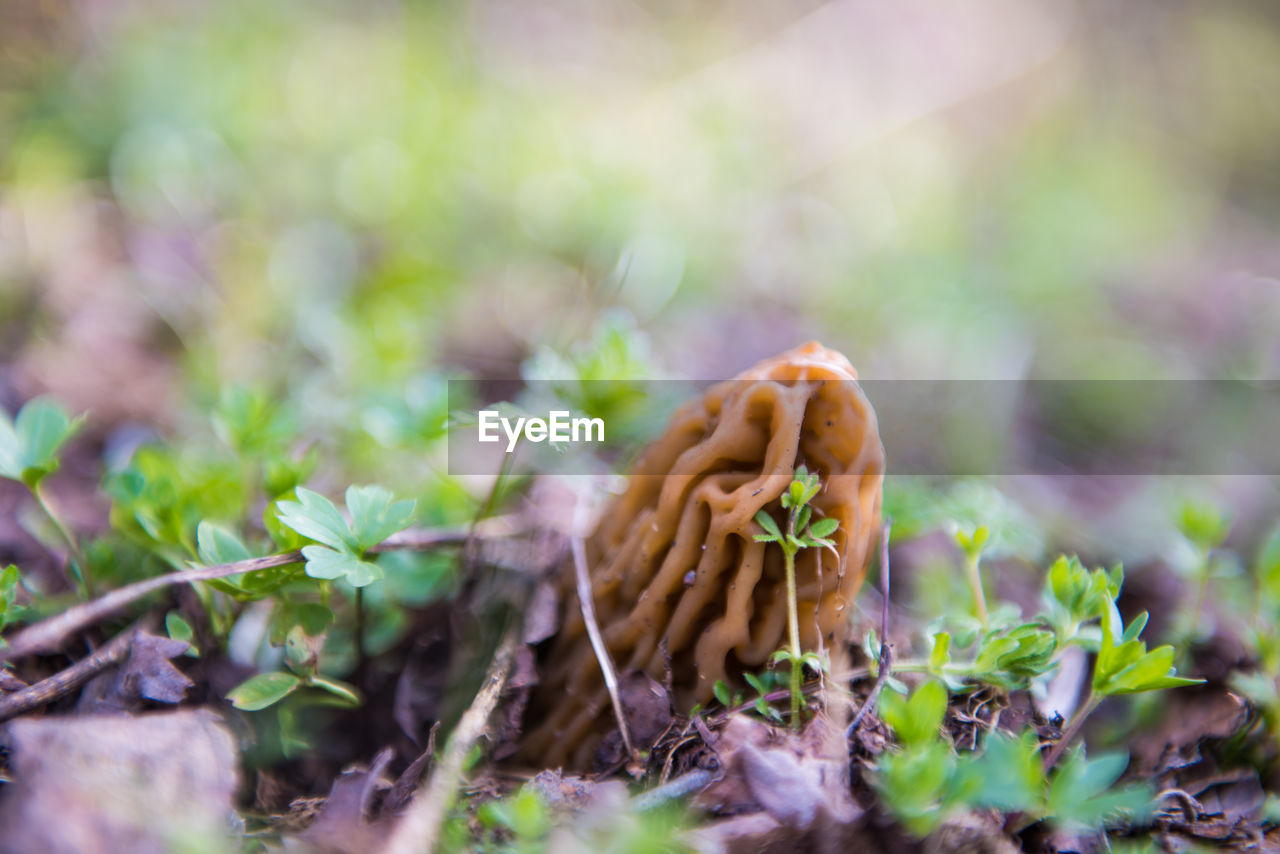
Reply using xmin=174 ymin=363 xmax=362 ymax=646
xmin=165 ymin=612 xmax=199 ymax=657
xmin=277 ymin=487 xmax=356 ymax=551
xmin=713 ymin=680 xmax=731 ymax=706
xmin=1177 ymin=501 xmax=1231 ymax=550
xmin=227 ymin=671 xmax=301 ymax=711
xmin=754 ymin=510 xmax=782 ymax=542
xmin=874 ymin=741 xmax=956 ymax=836
xmin=196 ymin=520 xmax=253 ymax=566
xmin=1257 ymin=523 xmax=1280 ymax=604
xmin=0 ymin=564 xmax=27 ymax=631
xmin=880 ymin=680 xmax=947 ymax=749
xmin=1121 ymin=612 xmax=1149 ymax=644
xmin=212 ymin=385 xmax=297 ymax=456
xmin=1046 ymin=748 xmax=1152 ymax=829
xmin=929 ymin=632 xmax=951 ymax=674
xmin=300 ymin=545 xmax=384 ymax=587
xmin=809 ymin=517 xmax=839 ymax=539
xmin=0 ymin=397 xmax=84 ymax=488
xmin=309 ymin=675 xmax=361 ymax=706
xmin=1094 ymin=606 xmax=1203 ymax=696
xmin=795 ymin=505 xmax=812 ymax=536
xmin=956 ymin=730 xmax=1044 ymax=812
xmin=344 ymin=484 xmax=416 ymax=550
xmin=954 ymin=525 xmax=990 ymax=559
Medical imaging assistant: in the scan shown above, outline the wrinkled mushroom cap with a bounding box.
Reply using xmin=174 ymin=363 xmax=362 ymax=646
xmin=521 ymin=342 xmax=885 ymax=769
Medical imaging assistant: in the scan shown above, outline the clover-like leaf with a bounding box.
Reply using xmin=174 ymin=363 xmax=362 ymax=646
xmin=1046 ymin=748 xmax=1152 ymax=829
xmin=955 ymin=730 xmax=1044 ymax=812
xmin=300 ymin=545 xmax=384 ymax=587
xmin=196 ymin=520 xmax=254 ymax=566
xmin=277 ymin=487 xmax=356 ymax=551
xmin=874 ymin=740 xmax=956 ymax=837
xmin=344 ymin=484 xmax=416 ymax=550
xmin=0 ymin=397 xmax=84 ymax=488
xmin=880 ymin=679 xmax=947 ymax=749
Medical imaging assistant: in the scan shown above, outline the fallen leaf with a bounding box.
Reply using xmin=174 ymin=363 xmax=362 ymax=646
xmin=294 ymin=747 xmax=394 ymax=854
xmin=77 ymin=630 xmax=193 ymax=713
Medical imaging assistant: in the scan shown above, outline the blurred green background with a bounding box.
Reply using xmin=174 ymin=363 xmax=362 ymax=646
xmin=2 ymin=0 xmax=1279 ymax=554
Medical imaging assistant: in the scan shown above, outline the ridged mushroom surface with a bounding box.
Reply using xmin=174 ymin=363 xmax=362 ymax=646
xmin=520 ymin=342 xmax=885 ymax=769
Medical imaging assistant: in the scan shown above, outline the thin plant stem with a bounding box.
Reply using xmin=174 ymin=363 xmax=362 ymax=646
xmin=1190 ymin=546 xmax=1211 ymax=638
xmin=783 ymin=544 xmax=802 ymax=727
xmin=1042 ymin=690 xmax=1100 ymax=772
xmin=354 ymin=586 xmax=365 ymax=665
xmin=964 ymin=551 xmax=988 ymax=627
xmin=33 ymin=482 xmax=92 ymax=598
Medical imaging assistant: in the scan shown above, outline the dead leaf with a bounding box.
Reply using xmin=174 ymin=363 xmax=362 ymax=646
xmin=594 ymin=670 xmax=674 ymax=769
xmin=77 ymin=630 xmax=193 ymax=713
xmin=691 ymin=712 xmax=863 ymax=852
xmin=294 ymin=747 xmax=394 ymax=854
xmin=382 ymin=737 xmax=437 ymax=819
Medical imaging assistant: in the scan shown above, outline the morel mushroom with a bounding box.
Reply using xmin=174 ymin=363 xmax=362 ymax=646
xmin=520 ymin=342 xmax=885 ymax=769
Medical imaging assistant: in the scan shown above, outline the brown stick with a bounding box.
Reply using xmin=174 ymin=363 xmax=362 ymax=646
xmin=849 ymin=518 xmax=892 ymax=733
xmin=0 ymin=621 xmax=141 ymax=720
xmin=383 ymin=623 xmax=520 ymax=854
xmin=570 ymin=492 xmax=637 ymax=766
xmin=0 ymin=518 xmax=520 ymax=664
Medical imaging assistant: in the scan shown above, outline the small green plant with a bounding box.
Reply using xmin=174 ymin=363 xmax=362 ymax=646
xmin=473 ymin=788 xmax=553 ymax=853
xmin=1174 ymin=499 xmax=1233 ymax=642
xmin=871 ymin=549 xmax=1201 ymax=837
xmin=954 ymin=525 xmax=991 ymax=626
xmin=875 ymin=683 xmax=1154 ymax=836
xmin=753 ymin=465 xmax=840 ymax=728
xmin=226 ymin=625 xmax=362 ymax=757
xmin=1229 ymin=521 xmax=1280 ymax=740
xmin=711 ymin=669 xmax=787 ymax=724
xmin=0 ymin=397 xmax=90 ymax=594
xmin=0 ymin=564 xmax=27 ymax=635
xmin=277 ymin=485 xmax=417 ymax=587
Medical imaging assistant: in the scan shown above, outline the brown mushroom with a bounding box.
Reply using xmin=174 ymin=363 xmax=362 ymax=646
xmin=520 ymin=342 xmax=885 ymax=769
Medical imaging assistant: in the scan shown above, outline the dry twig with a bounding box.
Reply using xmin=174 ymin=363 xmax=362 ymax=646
xmin=0 ymin=519 xmax=520 ymax=664
xmin=0 ymin=620 xmax=145 ymax=720
xmin=383 ymin=623 xmax=521 ymax=854
xmin=849 ymin=518 xmax=892 ymax=734
xmin=569 ymin=490 xmax=638 ymax=767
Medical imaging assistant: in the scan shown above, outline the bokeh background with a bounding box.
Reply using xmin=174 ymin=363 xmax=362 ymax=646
xmin=3 ymin=0 xmax=1280 ymax=563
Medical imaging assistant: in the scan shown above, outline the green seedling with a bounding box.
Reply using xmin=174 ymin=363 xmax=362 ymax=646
xmin=0 ymin=397 xmax=91 ymax=595
xmin=277 ymin=485 xmax=416 ymax=588
xmin=753 ymin=465 xmax=840 ymax=728
xmin=226 ymin=626 xmax=361 ymax=713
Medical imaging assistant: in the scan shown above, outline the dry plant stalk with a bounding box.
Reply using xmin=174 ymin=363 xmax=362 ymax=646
xmin=520 ymin=342 xmax=885 ymax=769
